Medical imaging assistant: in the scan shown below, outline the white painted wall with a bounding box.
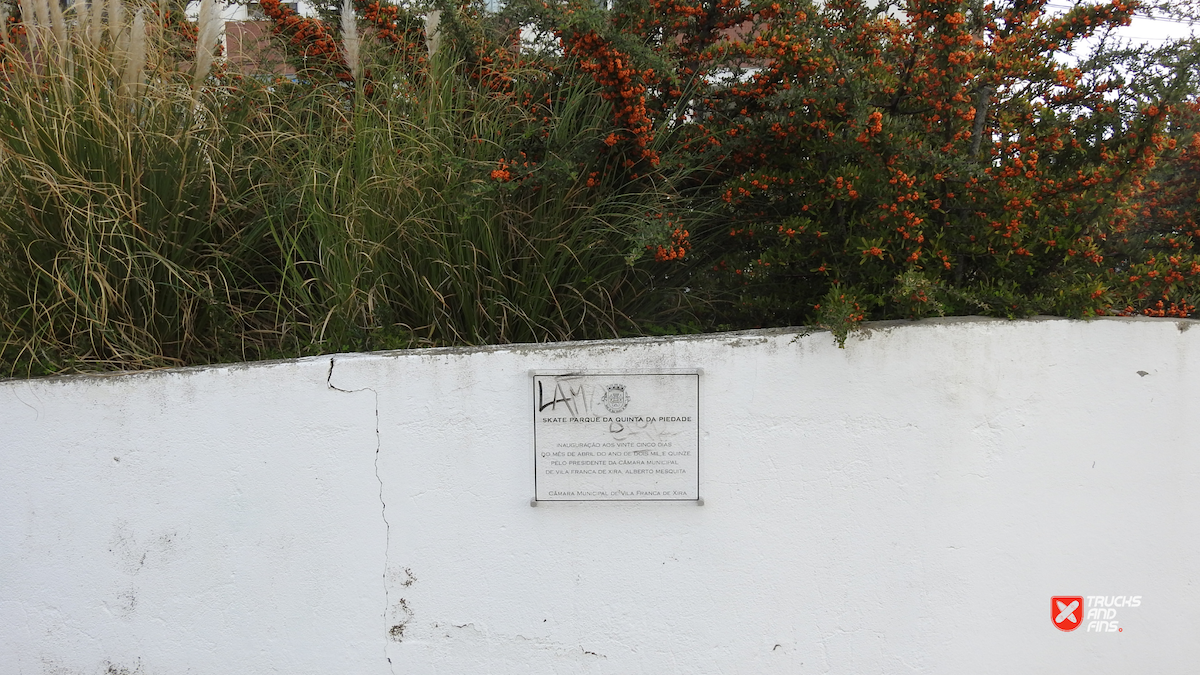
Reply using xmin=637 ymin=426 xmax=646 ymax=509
xmin=3 ymin=317 xmax=1199 ymax=674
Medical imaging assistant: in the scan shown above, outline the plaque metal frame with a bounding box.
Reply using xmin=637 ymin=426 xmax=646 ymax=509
xmin=530 ymin=369 xmax=701 ymax=504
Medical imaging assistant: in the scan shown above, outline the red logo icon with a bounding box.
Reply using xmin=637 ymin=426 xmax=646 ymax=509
xmin=1053 ymin=596 xmax=1084 ymax=631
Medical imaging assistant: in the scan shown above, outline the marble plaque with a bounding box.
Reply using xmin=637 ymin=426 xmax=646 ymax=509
xmin=533 ymin=371 xmax=700 ymax=501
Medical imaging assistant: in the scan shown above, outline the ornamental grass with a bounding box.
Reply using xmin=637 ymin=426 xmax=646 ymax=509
xmin=0 ymin=0 xmax=265 ymax=374
xmin=0 ymin=0 xmax=686 ymax=376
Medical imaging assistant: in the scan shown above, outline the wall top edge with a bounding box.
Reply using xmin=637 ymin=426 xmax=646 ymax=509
xmin=3 ymin=315 xmax=1196 ymax=386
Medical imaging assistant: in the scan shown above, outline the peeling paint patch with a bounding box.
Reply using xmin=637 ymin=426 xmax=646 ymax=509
xmin=108 ymin=523 xmax=177 ymax=576
xmin=388 ymin=599 xmax=414 ymax=642
xmin=389 ymin=566 xmax=416 ymax=588
xmin=104 ymin=661 xmax=143 ymax=675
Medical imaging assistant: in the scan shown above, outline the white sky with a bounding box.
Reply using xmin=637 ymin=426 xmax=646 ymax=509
xmin=1109 ymin=13 xmax=1198 ymax=50
xmin=1046 ymin=2 xmax=1199 ymax=58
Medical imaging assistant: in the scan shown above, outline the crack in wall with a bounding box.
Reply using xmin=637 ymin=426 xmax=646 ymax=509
xmin=327 ymin=358 xmax=394 ymax=675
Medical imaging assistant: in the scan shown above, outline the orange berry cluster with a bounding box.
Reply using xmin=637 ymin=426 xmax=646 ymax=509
xmin=0 ymin=15 xmax=24 ymax=70
xmin=260 ymin=0 xmax=350 ymax=80
xmin=650 ymin=227 xmax=691 ymax=262
xmin=562 ymin=29 xmax=659 ymax=168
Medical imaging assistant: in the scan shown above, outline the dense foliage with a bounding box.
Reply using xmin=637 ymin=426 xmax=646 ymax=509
xmin=497 ymin=0 xmax=1200 ymax=339
xmin=673 ymin=0 xmax=1200 ymax=338
xmin=0 ymin=0 xmax=1197 ymax=375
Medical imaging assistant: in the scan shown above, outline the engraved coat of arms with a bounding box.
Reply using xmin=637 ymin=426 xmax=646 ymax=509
xmin=601 ymin=384 xmax=629 ymax=413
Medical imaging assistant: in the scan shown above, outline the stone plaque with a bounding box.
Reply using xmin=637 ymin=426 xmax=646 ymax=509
xmin=533 ymin=371 xmax=700 ymax=501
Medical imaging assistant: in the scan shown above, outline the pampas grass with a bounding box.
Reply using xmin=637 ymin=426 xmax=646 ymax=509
xmin=46 ymin=0 xmax=65 ymax=46
xmin=89 ymin=0 xmax=105 ymax=48
xmin=340 ymin=0 xmax=360 ymax=82
xmin=193 ymin=0 xmax=222 ymax=92
xmin=424 ymin=9 xmax=440 ymax=58
xmin=120 ymin=8 xmax=146 ymax=99
xmin=30 ymin=0 xmax=48 ymax=35
xmin=109 ymin=0 xmax=126 ymax=71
